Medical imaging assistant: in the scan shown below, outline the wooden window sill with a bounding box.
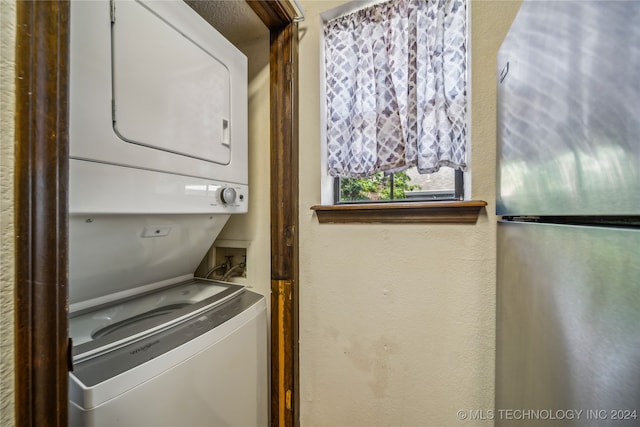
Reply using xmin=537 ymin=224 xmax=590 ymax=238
xmin=310 ymin=200 xmax=487 ymax=224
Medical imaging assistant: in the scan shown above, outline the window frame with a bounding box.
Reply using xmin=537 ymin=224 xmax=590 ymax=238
xmin=319 ymin=0 xmax=472 ymax=208
xmin=333 ymin=169 xmax=465 ymax=204
xmin=313 ymin=0 xmax=485 ymax=224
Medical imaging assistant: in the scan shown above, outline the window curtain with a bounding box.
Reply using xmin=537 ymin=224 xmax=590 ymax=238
xmin=324 ymin=0 xmax=467 ymax=178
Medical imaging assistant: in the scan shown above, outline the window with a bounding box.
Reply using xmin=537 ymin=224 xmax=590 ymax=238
xmin=336 ymin=167 xmax=463 ymax=203
xmin=321 ymin=0 xmax=469 ymax=205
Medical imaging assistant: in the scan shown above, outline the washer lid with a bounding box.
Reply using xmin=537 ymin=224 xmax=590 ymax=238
xmin=69 ymin=279 xmax=248 ymax=363
xmin=112 ymin=0 xmax=231 ymax=165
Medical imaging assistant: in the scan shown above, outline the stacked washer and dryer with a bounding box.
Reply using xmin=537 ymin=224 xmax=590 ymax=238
xmin=67 ymin=1 xmax=267 ymax=425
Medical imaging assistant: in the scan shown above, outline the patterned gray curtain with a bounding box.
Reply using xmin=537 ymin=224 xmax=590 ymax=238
xmin=324 ymin=0 xmax=467 ymax=178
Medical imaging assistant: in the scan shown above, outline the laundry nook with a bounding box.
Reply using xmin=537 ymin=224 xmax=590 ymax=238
xmin=67 ymin=1 xmax=267 ymax=425
xmin=4 ymin=0 xmax=640 ymax=426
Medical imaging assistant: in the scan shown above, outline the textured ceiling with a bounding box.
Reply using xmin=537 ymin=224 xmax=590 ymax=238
xmin=185 ymin=0 xmax=268 ymax=47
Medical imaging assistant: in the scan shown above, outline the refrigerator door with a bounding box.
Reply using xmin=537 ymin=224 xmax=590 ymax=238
xmin=496 ymin=0 xmax=640 ymax=216
xmin=497 ymin=221 xmax=640 ymax=426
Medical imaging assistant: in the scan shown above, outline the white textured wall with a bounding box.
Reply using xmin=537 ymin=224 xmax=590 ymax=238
xmin=0 ymin=1 xmax=16 ymax=426
xmin=298 ymin=1 xmax=522 ymax=425
xmin=214 ymin=33 xmax=272 ymax=305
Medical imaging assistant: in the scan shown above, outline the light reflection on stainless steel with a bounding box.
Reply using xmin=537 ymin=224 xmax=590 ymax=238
xmin=497 ymin=221 xmax=640 ymax=426
xmin=497 ymin=1 xmax=640 ymax=216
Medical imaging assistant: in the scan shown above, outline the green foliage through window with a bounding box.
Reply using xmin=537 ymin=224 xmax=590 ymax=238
xmin=339 ymin=171 xmax=420 ymax=202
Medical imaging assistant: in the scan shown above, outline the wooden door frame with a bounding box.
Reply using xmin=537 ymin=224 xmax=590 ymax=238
xmin=14 ymin=1 xmax=70 ymax=426
xmin=247 ymin=2 xmax=301 ymax=425
xmin=14 ymin=0 xmax=299 ymax=426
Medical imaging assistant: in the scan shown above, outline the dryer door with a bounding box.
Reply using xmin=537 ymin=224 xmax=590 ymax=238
xmin=69 ymin=0 xmax=248 ymax=187
xmin=112 ymin=0 xmax=231 ymax=165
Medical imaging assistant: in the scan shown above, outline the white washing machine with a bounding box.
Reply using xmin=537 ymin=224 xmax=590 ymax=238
xmin=67 ymin=214 xmax=269 ymax=427
xmin=68 ymin=1 xmax=266 ymax=425
xmin=68 ymin=279 xmax=268 ymax=427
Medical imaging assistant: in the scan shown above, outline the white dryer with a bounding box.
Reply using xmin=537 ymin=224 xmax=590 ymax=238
xmin=70 ymin=0 xmax=248 ymax=215
xmin=67 ymin=1 xmax=266 ymax=426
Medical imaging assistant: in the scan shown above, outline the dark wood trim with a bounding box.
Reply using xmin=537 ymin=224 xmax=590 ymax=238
xmin=14 ymin=1 xmax=70 ymax=426
xmin=247 ymin=0 xmax=297 ymax=28
xmin=267 ymin=19 xmax=300 ymax=427
xmin=311 ymin=201 xmax=488 ymax=224
xmin=248 ymin=1 xmax=299 ymax=426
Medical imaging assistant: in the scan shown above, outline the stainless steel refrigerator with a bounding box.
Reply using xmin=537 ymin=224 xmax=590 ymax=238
xmin=496 ymin=1 xmax=640 ymax=425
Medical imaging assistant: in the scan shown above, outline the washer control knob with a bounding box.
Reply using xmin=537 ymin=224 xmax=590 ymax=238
xmin=220 ymin=187 xmax=237 ymax=205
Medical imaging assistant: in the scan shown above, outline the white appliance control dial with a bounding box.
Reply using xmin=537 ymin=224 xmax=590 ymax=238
xmin=219 ymin=187 xmax=237 ymax=205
